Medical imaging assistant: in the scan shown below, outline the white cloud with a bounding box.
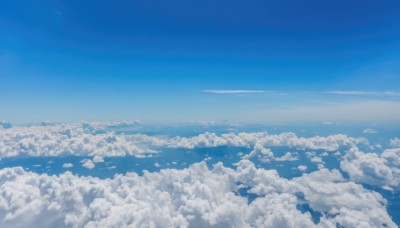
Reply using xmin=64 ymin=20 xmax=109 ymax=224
xmin=333 ymin=151 xmax=342 ymax=156
xmin=363 ymin=128 xmax=377 ymax=134
xmin=0 ymin=161 xmax=395 ymax=227
xmin=0 ymin=123 xmax=160 ymax=158
xmin=390 ymin=138 xmax=400 ymax=148
xmin=298 ymin=165 xmax=308 ymax=172
xmin=242 ymin=143 xmax=274 ymax=162
xmin=340 ymin=148 xmax=400 ymax=187
xmin=170 ymin=132 xmax=366 ymax=152
xmin=321 ymin=152 xmax=329 ymax=156
xmin=62 ymin=163 xmax=74 ymax=168
xmin=0 ymin=123 xmax=367 ymax=158
xmin=81 ymin=120 xmax=142 ymax=129
xmin=81 ymin=159 xmax=95 ymax=169
xmin=306 ymin=152 xmax=324 ymax=164
xmin=382 ymin=148 xmax=400 ymax=167
xmin=92 ymin=156 xmax=104 ymax=163
xmin=275 ymin=152 xmax=298 ymax=161
xmin=202 ymin=90 xmax=270 ymax=94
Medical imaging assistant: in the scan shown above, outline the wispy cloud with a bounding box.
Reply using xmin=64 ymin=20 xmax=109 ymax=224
xmin=325 ymin=91 xmax=400 ymax=96
xmin=202 ymin=90 xmax=270 ymax=94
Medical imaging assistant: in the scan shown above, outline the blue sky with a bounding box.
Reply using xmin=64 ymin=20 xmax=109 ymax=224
xmin=1 ymin=0 xmax=400 ymax=123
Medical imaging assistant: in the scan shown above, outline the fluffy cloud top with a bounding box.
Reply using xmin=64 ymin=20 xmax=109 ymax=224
xmin=340 ymin=148 xmax=400 ymax=187
xmin=390 ymin=138 xmax=400 ymax=148
xmin=81 ymin=159 xmax=95 ymax=169
xmin=275 ymin=152 xmax=298 ymax=161
xmin=62 ymin=163 xmax=74 ymax=168
xmin=0 ymin=123 xmax=160 ymax=158
xmin=169 ymin=132 xmax=366 ymax=151
xmin=0 ymin=123 xmax=367 ymax=158
xmin=0 ymin=160 xmax=395 ymax=228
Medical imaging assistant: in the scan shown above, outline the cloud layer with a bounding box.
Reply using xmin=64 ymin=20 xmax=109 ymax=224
xmin=0 ymin=160 xmax=395 ymax=228
xmin=0 ymin=123 xmax=366 ymax=158
xmin=340 ymin=148 xmax=400 ymax=187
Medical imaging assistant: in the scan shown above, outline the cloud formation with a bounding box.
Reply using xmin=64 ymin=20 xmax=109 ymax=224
xmin=0 ymin=123 xmax=159 ymax=158
xmin=390 ymin=138 xmax=400 ymax=148
xmin=0 ymin=123 xmax=367 ymax=158
xmin=81 ymin=159 xmax=95 ymax=169
xmin=62 ymin=163 xmax=73 ymax=168
xmin=0 ymin=160 xmax=395 ymax=228
xmin=363 ymin=128 xmax=377 ymax=134
xmin=340 ymin=148 xmax=400 ymax=187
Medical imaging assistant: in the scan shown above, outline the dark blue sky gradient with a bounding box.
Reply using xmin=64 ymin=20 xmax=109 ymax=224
xmin=1 ymin=0 xmax=400 ymax=122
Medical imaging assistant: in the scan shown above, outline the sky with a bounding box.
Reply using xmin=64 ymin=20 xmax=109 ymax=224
xmin=1 ymin=0 xmax=400 ymax=123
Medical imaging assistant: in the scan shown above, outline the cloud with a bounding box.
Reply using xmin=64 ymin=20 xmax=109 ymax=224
xmin=0 ymin=123 xmax=160 ymax=158
xmin=241 ymin=143 xmax=274 ymax=162
xmin=0 ymin=160 xmax=395 ymax=227
xmin=297 ymin=165 xmax=308 ymax=172
xmin=306 ymin=152 xmax=324 ymax=164
xmin=202 ymin=90 xmax=270 ymax=94
xmin=81 ymin=120 xmax=142 ymax=129
xmin=81 ymin=159 xmax=95 ymax=169
xmin=363 ymin=129 xmax=377 ymax=134
xmin=340 ymin=148 xmax=400 ymax=187
xmin=62 ymin=163 xmax=73 ymax=168
xmin=275 ymin=152 xmax=298 ymax=161
xmin=170 ymin=132 xmax=366 ymax=152
xmin=92 ymin=156 xmax=104 ymax=163
xmin=390 ymin=138 xmax=400 ymax=148
xmin=0 ymin=123 xmax=367 ymax=158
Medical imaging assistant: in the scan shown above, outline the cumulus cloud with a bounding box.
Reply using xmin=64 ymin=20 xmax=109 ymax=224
xmin=92 ymin=156 xmax=104 ymax=163
xmin=81 ymin=159 xmax=95 ymax=169
xmin=0 ymin=123 xmax=160 ymax=158
xmin=0 ymin=123 xmax=367 ymax=158
xmin=298 ymin=165 xmax=308 ymax=172
xmin=363 ymin=128 xmax=377 ymax=134
xmin=275 ymin=152 xmax=298 ymax=161
xmin=242 ymin=143 xmax=274 ymax=162
xmin=390 ymin=138 xmax=400 ymax=148
xmin=340 ymin=148 xmax=400 ymax=187
xmin=62 ymin=163 xmax=73 ymax=168
xmin=169 ymin=132 xmax=366 ymax=152
xmin=81 ymin=120 xmax=142 ymax=129
xmin=306 ymin=152 xmax=324 ymax=164
xmin=0 ymin=161 xmax=395 ymax=228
